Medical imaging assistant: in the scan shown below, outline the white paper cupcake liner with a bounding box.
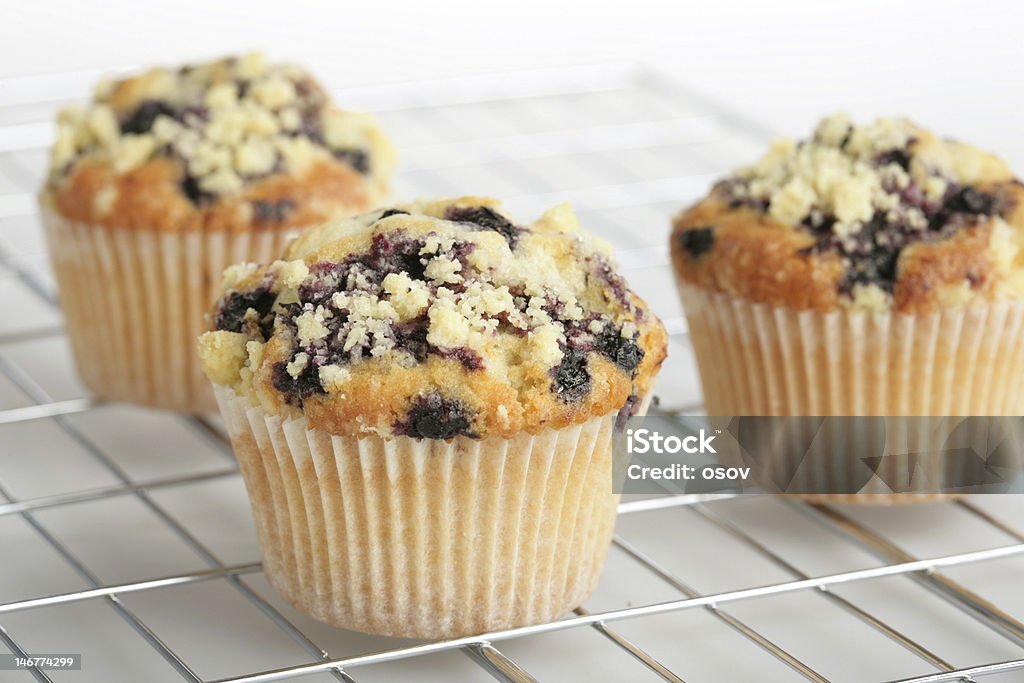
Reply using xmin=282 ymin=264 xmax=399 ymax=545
xmin=214 ymin=384 xmax=651 ymax=638
xmin=41 ymin=205 xmax=294 ymax=413
xmin=679 ymin=283 xmax=1024 ymax=503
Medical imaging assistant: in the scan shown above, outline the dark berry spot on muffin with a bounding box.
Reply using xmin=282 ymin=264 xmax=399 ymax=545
xmin=367 ymin=232 xmax=429 ymax=281
xmin=445 ymin=206 xmax=523 ymax=248
xmin=300 ymin=232 xmax=430 ymax=291
xmin=393 ymin=317 xmax=430 ymax=362
xmin=678 ymin=227 xmax=716 ymax=257
xmin=378 ymin=209 xmax=410 ymax=220
xmin=252 ymin=199 xmax=296 ymax=223
xmin=396 ymin=393 xmax=476 ymax=439
xmin=801 ymin=212 xmax=905 ymax=295
xmin=802 ymin=210 xmax=837 ymax=234
xmin=297 ymin=262 xmax=342 ymax=307
xmin=944 ymin=187 xmax=995 ymax=216
xmin=180 ymin=174 xmax=216 ymax=205
xmin=795 ymin=181 xmax=1002 ymax=296
xmin=595 ymin=327 xmax=644 ymax=373
xmin=271 ymin=360 xmax=323 ymax=406
xmin=841 ymin=250 xmax=899 ymax=296
xmin=552 ymin=348 xmax=592 ymax=402
xmin=435 ymin=346 xmax=484 ymax=370
xmin=875 ymin=148 xmax=912 ymax=171
xmin=332 ymin=148 xmax=370 ymax=174
xmin=215 ymin=287 xmax=277 ymax=337
xmin=120 ymin=100 xmax=178 ymax=135
xmin=926 ymin=186 xmax=996 ymax=232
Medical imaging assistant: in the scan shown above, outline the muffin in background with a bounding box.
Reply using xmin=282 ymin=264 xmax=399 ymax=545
xmin=41 ymin=53 xmax=396 ymax=413
xmin=671 ymin=114 xmax=1024 ymax=502
xmin=199 ymin=197 xmax=667 ymax=637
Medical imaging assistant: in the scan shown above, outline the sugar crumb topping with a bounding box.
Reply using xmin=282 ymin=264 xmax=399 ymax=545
xmin=48 ymin=53 xmax=392 ymax=203
xmin=718 ymin=113 xmax=1017 ymax=302
xmin=201 ymin=198 xmax=651 ymax=416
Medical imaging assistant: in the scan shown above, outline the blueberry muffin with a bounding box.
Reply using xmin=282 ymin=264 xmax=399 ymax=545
xmin=199 ymin=197 xmax=667 ymax=637
xmin=41 ymin=53 xmax=395 ymax=413
xmin=671 ymin=114 xmax=1024 ymax=500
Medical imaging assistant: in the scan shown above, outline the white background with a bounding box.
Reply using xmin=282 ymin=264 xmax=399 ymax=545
xmin=3 ymin=0 xmax=1023 ymax=165
xmin=2 ymin=4 xmax=1024 ymax=682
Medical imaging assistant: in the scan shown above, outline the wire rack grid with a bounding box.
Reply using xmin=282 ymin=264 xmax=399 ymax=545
xmin=0 ymin=62 xmax=1022 ymax=683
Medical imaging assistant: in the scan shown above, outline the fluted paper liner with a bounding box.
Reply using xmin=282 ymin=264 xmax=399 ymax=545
xmin=214 ymin=384 xmax=649 ymax=638
xmin=678 ymin=283 xmax=1024 ymax=503
xmin=41 ymin=205 xmax=293 ymax=413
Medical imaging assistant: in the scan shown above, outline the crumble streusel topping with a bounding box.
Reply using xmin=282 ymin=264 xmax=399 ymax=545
xmin=48 ymin=53 xmax=388 ymax=202
xmin=684 ymin=114 xmax=1018 ymax=307
xmin=199 ymin=198 xmax=666 ymax=439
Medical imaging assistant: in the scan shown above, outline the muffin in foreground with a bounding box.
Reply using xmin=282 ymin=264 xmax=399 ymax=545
xmin=41 ymin=53 xmax=396 ymax=413
xmin=199 ymin=197 xmax=667 ymax=637
xmin=671 ymin=114 xmax=1024 ymax=501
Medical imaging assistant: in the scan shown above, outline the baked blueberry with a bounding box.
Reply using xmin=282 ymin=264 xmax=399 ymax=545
xmin=252 ymin=199 xmax=296 ymax=223
xmin=120 ymin=100 xmax=178 ymax=135
xmin=552 ymin=348 xmax=592 ymax=403
xmin=271 ymin=359 xmax=322 ymax=405
xmin=446 ymin=206 xmax=523 ymax=248
xmin=332 ymin=148 xmax=370 ymax=174
xmin=678 ymin=227 xmax=715 ymax=257
xmin=180 ymin=174 xmax=215 ymax=205
xmin=215 ymin=287 xmax=276 ymax=336
xmin=397 ymin=393 xmax=475 ymax=439
xmin=595 ymin=327 xmax=643 ymax=373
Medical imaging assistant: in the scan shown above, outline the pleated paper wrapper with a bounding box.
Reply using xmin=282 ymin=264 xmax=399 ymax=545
xmin=679 ymin=283 xmax=1024 ymax=504
xmin=41 ymin=205 xmax=295 ymax=413
xmin=214 ymin=384 xmax=651 ymax=638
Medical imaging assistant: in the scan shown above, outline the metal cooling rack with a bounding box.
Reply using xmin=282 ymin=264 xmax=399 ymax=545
xmin=0 ymin=62 xmax=1023 ymax=683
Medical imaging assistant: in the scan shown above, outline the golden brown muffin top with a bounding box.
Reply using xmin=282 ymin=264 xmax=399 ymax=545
xmin=672 ymin=114 xmax=1024 ymax=313
xmin=44 ymin=53 xmax=395 ymax=232
xmin=199 ymin=197 xmax=667 ymax=439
